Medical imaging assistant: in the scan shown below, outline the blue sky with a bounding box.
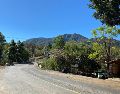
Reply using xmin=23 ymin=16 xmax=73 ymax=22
xmin=0 ymin=0 xmax=119 ymax=42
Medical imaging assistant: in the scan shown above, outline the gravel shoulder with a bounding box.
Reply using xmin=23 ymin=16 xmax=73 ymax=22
xmin=43 ymin=70 xmax=120 ymax=89
xmin=0 ymin=66 xmax=5 ymax=72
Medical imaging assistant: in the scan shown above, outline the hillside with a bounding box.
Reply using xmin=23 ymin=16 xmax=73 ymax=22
xmin=24 ymin=33 xmax=88 ymax=46
xmin=24 ymin=33 xmax=120 ymax=47
xmin=24 ymin=37 xmax=53 ymax=46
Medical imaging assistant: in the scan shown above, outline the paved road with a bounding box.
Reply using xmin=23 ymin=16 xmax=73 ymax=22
xmin=0 ymin=64 xmax=120 ymax=94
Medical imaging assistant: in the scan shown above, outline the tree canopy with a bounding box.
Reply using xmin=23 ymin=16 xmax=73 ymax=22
xmin=52 ymin=36 xmax=65 ymax=49
xmin=89 ymin=0 xmax=120 ymax=26
xmin=0 ymin=32 xmax=6 ymax=65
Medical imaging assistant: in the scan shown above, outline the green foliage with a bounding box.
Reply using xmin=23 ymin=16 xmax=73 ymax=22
xmin=111 ymin=46 xmax=120 ymax=60
xmin=64 ymin=41 xmax=81 ymax=65
xmin=64 ymin=41 xmax=80 ymax=68
xmin=0 ymin=32 xmax=6 ymax=45
xmin=89 ymin=0 xmax=120 ymax=26
xmin=42 ymin=40 xmax=99 ymax=72
xmin=64 ymin=41 xmax=80 ymax=58
xmin=92 ymin=26 xmax=120 ymax=39
xmin=24 ymin=43 xmax=36 ymax=57
xmin=89 ymin=52 xmax=99 ymax=59
xmin=63 ymin=41 xmax=98 ymax=72
xmin=8 ymin=40 xmax=17 ymax=63
xmin=16 ymin=41 xmax=29 ymax=63
xmin=88 ymin=43 xmax=105 ymax=62
xmin=64 ymin=41 xmax=92 ymax=59
xmin=43 ymin=44 xmax=52 ymax=58
xmin=8 ymin=40 xmax=30 ymax=64
xmin=35 ymin=48 xmax=44 ymax=57
xmin=34 ymin=33 xmax=120 ymax=74
xmin=52 ymin=35 xmax=65 ymax=49
xmin=0 ymin=32 xmax=6 ymax=65
xmin=51 ymin=49 xmax=67 ymax=71
xmin=41 ymin=58 xmax=58 ymax=70
xmin=1 ymin=44 xmax=9 ymax=65
xmin=91 ymin=25 xmax=120 ymax=71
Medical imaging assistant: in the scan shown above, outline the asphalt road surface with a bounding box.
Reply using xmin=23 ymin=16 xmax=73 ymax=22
xmin=0 ymin=64 xmax=120 ymax=94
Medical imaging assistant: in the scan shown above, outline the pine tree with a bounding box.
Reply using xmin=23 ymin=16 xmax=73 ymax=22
xmin=16 ymin=40 xmax=29 ymax=63
xmin=0 ymin=32 xmax=6 ymax=65
xmin=8 ymin=40 xmax=17 ymax=65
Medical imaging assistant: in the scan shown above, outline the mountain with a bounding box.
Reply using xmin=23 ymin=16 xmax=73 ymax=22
xmin=24 ymin=37 xmax=53 ymax=46
xmin=24 ymin=33 xmax=88 ymax=46
xmin=63 ymin=34 xmax=88 ymax=42
xmin=24 ymin=33 xmax=120 ymax=47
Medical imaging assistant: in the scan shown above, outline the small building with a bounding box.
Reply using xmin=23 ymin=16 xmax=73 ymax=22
xmin=109 ymin=59 xmax=120 ymax=77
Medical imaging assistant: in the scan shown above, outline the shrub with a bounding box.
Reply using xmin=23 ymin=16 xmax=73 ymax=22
xmin=41 ymin=58 xmax=58 ymax=70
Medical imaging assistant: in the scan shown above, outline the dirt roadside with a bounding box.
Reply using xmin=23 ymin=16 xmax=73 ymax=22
xmin=0 ymin=66 xmax=5 ymax=73
xmin=42 ymin=69 xmax=120 ymax=90
xmin=0 ymin=66 xmax=6 ymax=94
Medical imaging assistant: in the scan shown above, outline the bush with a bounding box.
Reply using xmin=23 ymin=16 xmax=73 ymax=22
xmin=0 ymin=61 xmax=6 ymax=66
xmin=41 ymin=58 xmax=58 ymax=70
xmin=0 ymin=59 xmax=7 ymax=66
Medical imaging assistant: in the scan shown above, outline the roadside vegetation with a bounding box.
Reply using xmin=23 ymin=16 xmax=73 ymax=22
xmin=38 ymin=29 xmax=120 ymax=74
xmin=0 ymin=33 xmax=30 ymax=66
xmin=31 ymin=0 xmax=120 ymax=78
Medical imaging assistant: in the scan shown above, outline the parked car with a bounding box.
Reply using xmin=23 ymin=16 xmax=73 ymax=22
xmin=92 ymin=70 xmax=109 ymax=79
xmin=98 ymin=72 xmax=108 ymax=79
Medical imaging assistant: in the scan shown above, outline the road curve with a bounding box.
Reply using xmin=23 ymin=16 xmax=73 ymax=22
xmin=0 ymin=64 xmax=120 ymax=94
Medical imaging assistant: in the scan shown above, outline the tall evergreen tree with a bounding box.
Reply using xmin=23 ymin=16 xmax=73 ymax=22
xmin=17 ymin=40 xmax=29 ymax=63
xmin=0 ymin=32 xmax=6 ymax=65
xmin=8 ymin=40 xmax=17 ymax=64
